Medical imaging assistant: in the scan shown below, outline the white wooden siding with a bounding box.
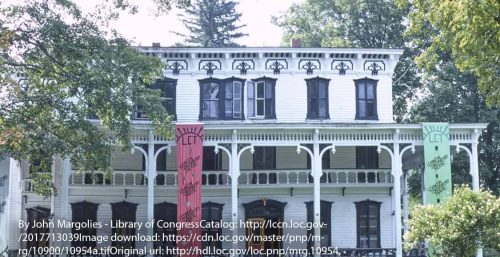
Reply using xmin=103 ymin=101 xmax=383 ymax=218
xmin=111 ymin=147 xmax=143 ymax=171
xmin=175 ymin=74 xmax=394 ymax=123
xmin=59 ymin=189 xmax=394 ymax=250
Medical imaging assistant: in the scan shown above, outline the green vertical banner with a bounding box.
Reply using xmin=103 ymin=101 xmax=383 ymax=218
xmin=422 ymin=123 xmax=452 ymax=205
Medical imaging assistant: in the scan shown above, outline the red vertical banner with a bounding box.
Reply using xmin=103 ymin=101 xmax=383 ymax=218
xmin=176 ymin=124 xmax=204 ymax=256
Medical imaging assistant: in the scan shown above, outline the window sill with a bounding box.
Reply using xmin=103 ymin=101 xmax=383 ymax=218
xmin=246 ymin=118 xmax=278 ymax=123
xmin=355 ymin=115 xmax=379 ymax=121
xmin=305 ymin=119 xmax=331 ymax=122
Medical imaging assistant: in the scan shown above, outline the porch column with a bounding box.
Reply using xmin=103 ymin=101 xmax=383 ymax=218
xmin=146 ymin=130 xmax=156 ymax=252
xmin=393 ymin=130 xmax=403 ymax=257
xmin=402 ymin=169 xmax=409 ymax=233
xmin=471 ymin=130 xmax=480 ymax=191
xmin=312 ymin=129 xmax=321 ymax=255
xmin=472 ymin=130 xmax=483 ymax=257
xmin=230 ymin=130 xmax=239 ymax=251
xmin=60 ymin=157 xmax=71 ymax=251
xmin=61 ymin=158 xmax=71 ymax=222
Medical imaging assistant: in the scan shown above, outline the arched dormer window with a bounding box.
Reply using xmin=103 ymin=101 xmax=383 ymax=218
xmin=306 ymin=77 xmax=330 ymax=120
xmin=355 ymin=78 xmax=378 ymax=120
xmin=199 ymin=77 xmax=245 ymax=120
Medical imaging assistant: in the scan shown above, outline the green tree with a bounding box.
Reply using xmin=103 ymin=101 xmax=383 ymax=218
xmin=0 ymin=0 xmax=173 ymax=196
xmin=175 ymin=0 xmax=247 ymax=47
xmin=404 ymin=186 xmax=500 ymax=257
xmin=272 ymin=0 xmax=422 ymax=121
xmin=409 ymin=56 xmax=500 ymax=195
xmin=397 ymin=0 xmax=500 ymax=106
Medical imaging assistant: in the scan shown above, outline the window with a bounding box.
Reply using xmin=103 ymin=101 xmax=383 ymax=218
xmin=306 ymin=77 xmax=330 ymax=119
xmin=355 ymin=200 xmax=381 ymax=248
xmin=202 ymin=146 xmax=224 ymax=185
xmin=26 ymin=207 xmax=50 ymax=252
xmin=356 ymin=146 xmax=379 ymax=169
xmin=306 ymin=201 xmax=332 ymax=251
xmin=111 ymin=201 xmax=138 ymax=249
xmin=135 ymin=78 xmax=176 ymax=119
xmin=356 ymin=146 xmax=379 ymax=183
xmin=71 ymin=202 xmax=98 ymax=248
xmin=252 ymin=146 xmax=276 ymax=184
xmin=247 ymin=77 xmax=276 ymax=119
xmin=202 ymin=202 xmax=224 ymax=250
xmin=154 ymin=202 xmax=176 ymax=255
xmin=199 ymin=78 xmax=244 ymax=120
xmin=355 ymin=78 xmax=378 ymax=120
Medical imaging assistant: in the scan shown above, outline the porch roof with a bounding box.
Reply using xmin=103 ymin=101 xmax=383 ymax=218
xmin=127 ymin=122 xmax=488 ymax=145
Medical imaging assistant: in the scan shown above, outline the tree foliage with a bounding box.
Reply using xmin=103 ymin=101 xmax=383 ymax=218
xmin=272 ymin=0 xmax=422 ymax=121
xmin=175 ymin=0 xmax=247 ymax=47
xmin=397 ymin=0 xmax=500 ymax=106
xmin=404 ymin=186 xmax=500 ymax=257
xmin=409 ymin=55 xmax=500 ymax=195
xmin=0 ymin=0 xmax=174 ymax=196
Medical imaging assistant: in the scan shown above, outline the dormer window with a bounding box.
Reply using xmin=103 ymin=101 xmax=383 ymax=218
xmin=306 ymin=77 xmax=330 ymax=120
xmin=355 ymin=78 xmax=378 ymax=120
xmin=134 ymin=78 xmax=176 ymax=120
xmin=199 ymin=77 xmax=245 ymax=120
xmin=247 ymin=77 xmax=276 ymax=119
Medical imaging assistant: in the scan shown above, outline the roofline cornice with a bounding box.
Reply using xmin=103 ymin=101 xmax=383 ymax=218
xmin=136 ymin=46 xmax=405 ymax=56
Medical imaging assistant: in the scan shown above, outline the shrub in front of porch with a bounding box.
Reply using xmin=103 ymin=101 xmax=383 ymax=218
xmin=404 ymin=186 xmax=500 ymax=257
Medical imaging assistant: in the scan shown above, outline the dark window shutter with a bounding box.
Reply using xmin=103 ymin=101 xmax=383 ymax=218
xmin=202 ymin=202 xmax=224 ymax=250
xmin=111 ymin=201 xmax=138 ymax=249
xmin=154 ymin=202 xmax=177 ymax=253
xmin=71 ymin=202 xmax=98 ymax=248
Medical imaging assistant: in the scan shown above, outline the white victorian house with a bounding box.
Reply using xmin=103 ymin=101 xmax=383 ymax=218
xmin=3 ymin=46 xmax=487 ymax=257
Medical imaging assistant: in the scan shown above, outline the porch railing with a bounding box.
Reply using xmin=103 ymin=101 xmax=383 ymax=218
xmin=21 ymin=179 xmax=33 ymax=192
xmin=19 ymin=169 xmax=392 ymax=191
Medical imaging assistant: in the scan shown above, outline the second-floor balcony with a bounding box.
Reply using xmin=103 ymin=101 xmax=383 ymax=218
xmin=21 ymin=169 xmax=392 ymax=192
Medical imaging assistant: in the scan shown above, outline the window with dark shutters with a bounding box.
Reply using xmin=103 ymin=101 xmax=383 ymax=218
xmin=154 ymin=202 xmax=177 ymax=255
xmin=202 ymin=202 xmax=223 ymax=251
xmin=199 ymin=78 xmax=245 ymax=120
xmin=355 ymin=78 xmax=378 ymax=120
xmin=356 ymin=146 xmax=379 ymax=183
xmin=247 ymin=77 xmax=276 ymax=119
xmin=306 ymin=200 xmax=333 ymax=251
xmin=252 ymin=146 xmax=277 ymax=184
xmin=111 ymin=201 xmax=138 ymax=249
xmin=355 ymin=200 xmax=381 ymax=248
xmin=71 ymin=202 xmax=98 ymax=248
xmin=306 ymin=77 xmax=330 ymax=119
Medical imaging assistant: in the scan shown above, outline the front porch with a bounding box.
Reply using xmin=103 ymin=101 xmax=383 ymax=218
xmin=16 ymin=123 xmax=485 ymax=257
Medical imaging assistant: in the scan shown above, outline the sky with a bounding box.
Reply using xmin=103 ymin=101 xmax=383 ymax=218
xmin=76 ymin=0 xmax=304 ymax=47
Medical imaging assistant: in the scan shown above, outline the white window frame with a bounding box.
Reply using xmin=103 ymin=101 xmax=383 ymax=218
xmin=255 ymin=81 xmax=265 ymax=118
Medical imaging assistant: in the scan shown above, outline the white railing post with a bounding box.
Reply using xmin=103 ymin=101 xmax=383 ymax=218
xmin=472 ymin=129 xmax=483 ymax=257
xmin=393 ymin=130 xmax=403 ymax=257
xmin=146 ymin=130 xmax=156 ymax=254
xmin=230 ymin=130 xmax=240 ymax=253
xmin=60 ymin=157 xmax=71 ymax=255
xmin=313 ymin=129 xmax=321 ymax=256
